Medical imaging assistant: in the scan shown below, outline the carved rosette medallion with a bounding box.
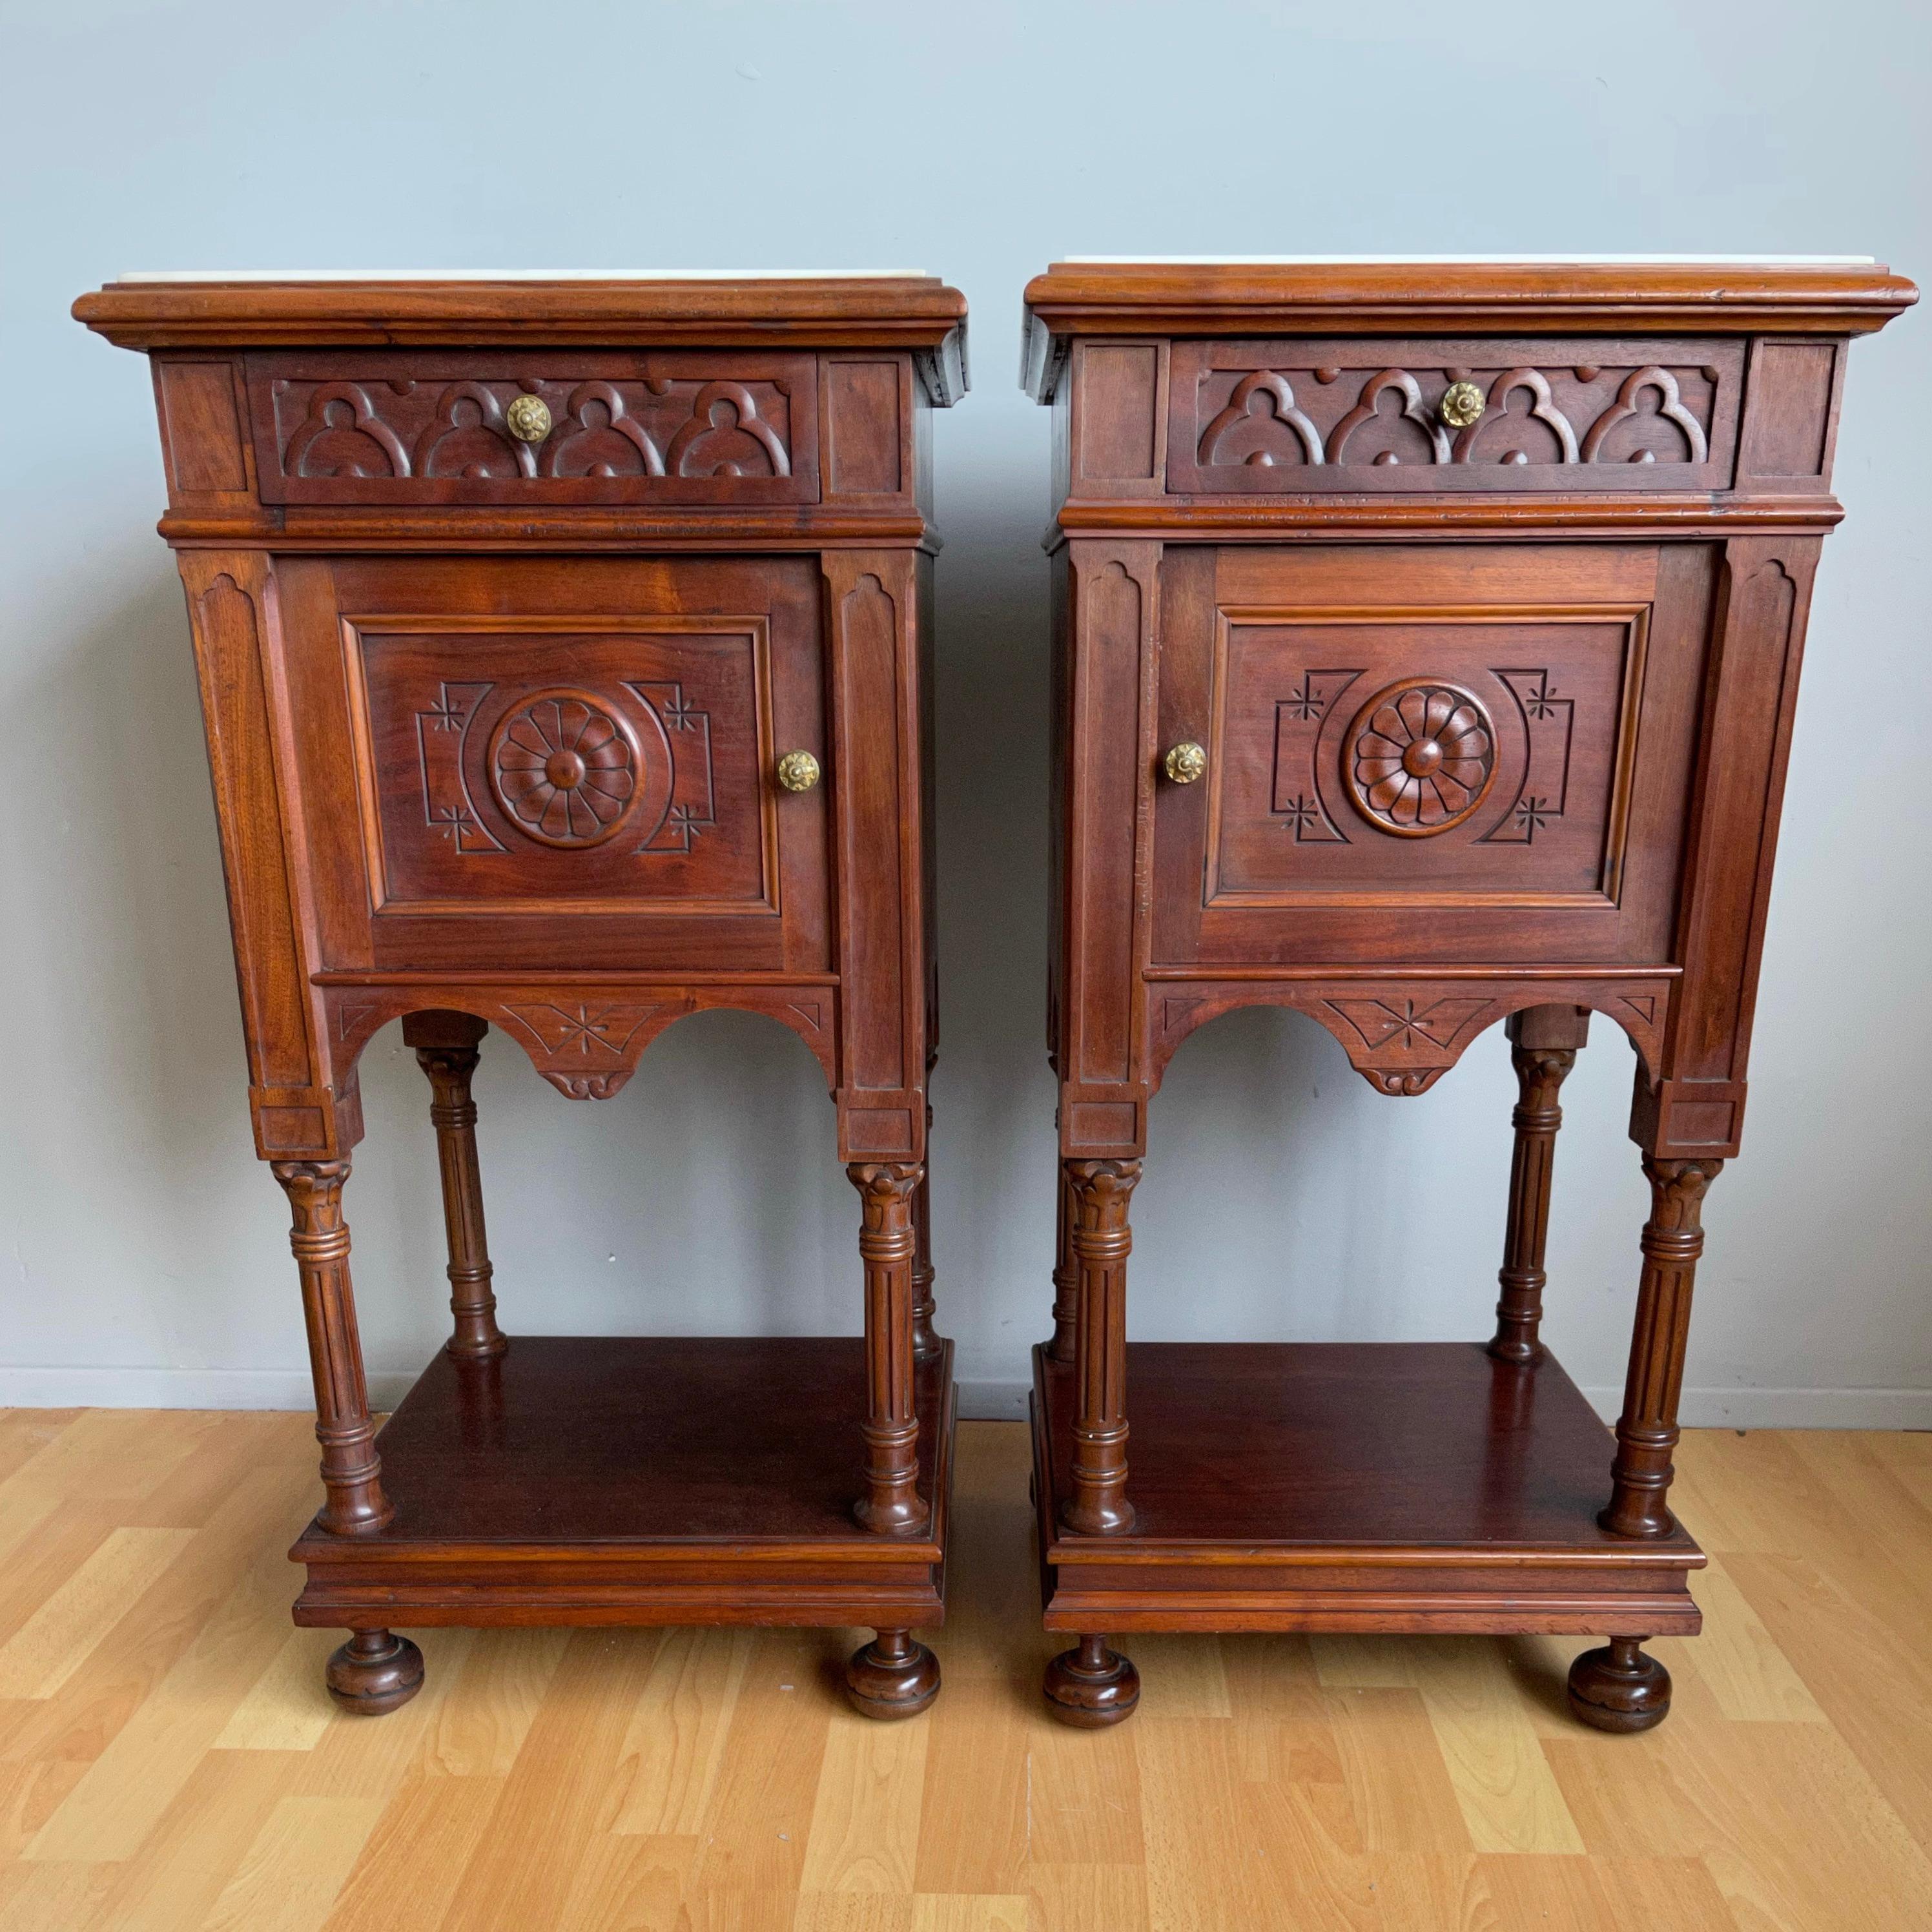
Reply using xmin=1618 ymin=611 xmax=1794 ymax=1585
xmin=488 ymin=690 xmax=640 ymax=847
xmin=1344 ymin=680 xmax=1496 ymax=836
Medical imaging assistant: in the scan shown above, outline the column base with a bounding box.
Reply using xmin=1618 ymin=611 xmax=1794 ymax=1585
xmin=852 ymin=1493 xmax=932 ymax=1537
xmin=1058 ymin=1494 xmax=1136 ymax=1536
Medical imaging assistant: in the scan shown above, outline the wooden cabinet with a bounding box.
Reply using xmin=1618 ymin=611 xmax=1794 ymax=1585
xmin=77 ymin=274 xmax=967 ymax=1719
xmin=1024 ymin=258 xmax=1913 ymax=1730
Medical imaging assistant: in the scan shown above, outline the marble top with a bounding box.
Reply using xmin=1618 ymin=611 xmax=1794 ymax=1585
xmin=114 ymin=268 xmax=929 ymax=285
xmin=1058 ymin=254 xmax=1875 ymax=267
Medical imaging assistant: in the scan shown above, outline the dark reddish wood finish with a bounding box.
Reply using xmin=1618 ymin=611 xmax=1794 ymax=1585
xmin=1164 ymin=339 xmax=1746 ymax=495
xmin=1025 ymin=258 xmax=1913 ymax=1725
xmin=289 ymin=1338 xmax=952 ymax=1608
xmin=80 ymin=274 xmax=967 ymax=1717
xmin=1042 ymin=1632 xmax=1140 ymax=1727
xmin=1490 ymin=1003 xmax=1591 ymax=1364
xmin=1059 ymin=1159 xmax=1140 ymax=1536
xmin=325 ymin=1629 xmax=424 ymax=1716
xmin=403 ymin=1010 xmax=506 ymax=1363
xmin=245 ymin=349 xmax=821 ymax=508
xmin=271 ymin=1158 xmax=391 ymax=1536
xmin=1567 ymin=1634 xmax=1673 ymax=1732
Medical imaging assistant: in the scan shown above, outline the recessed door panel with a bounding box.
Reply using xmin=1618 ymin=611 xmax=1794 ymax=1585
xmin=1152 ymin=544 xmax=1714 ymax=969
xmin=351 ymin=618 xmax=774 ymax=915
xmin=274 ymin=554 xmax=829 ymax=975
xmin=1208 ymin=609 xmax=1646 ymax=906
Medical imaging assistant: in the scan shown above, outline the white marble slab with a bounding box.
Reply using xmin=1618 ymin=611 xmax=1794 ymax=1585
xmin=113 ymin=268 xmax=929 ymax=284
xmin=1058 ymin=254 xmax=1875 ymax=267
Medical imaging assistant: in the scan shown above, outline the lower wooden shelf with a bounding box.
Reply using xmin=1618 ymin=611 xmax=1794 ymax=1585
xmin=292 ymin=1335 xmax=954 ymax=1630
xmin=1031 ymin=1341 xmax=1703 ymax=1634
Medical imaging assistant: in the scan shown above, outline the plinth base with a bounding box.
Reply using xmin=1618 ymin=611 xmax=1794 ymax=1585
xmin=1033 ymin=1341 xmax=1701 ymax=1636
xmin=293 ymin=1336 xmax=953 ymax=1633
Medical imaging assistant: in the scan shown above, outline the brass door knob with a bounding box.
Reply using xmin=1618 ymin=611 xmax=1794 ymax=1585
xmin=1439 ymin=381 xmax=1485 ymax=429
xmin=1163 ymin=741 xmax=1207 ymax=785
xmin=505 ymin=394 xmax=552 ymax=443
xmin=776 ymin=750 xmax=821 ymax=792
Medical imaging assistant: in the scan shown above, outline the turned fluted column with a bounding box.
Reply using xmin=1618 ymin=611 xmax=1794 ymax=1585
xmin=1060 ymin=1157 xmax=1141 ymax=1536
xmin=848 ymin=1162 xmax=930 ymax=1536
xmin=271 ymin=1158 xmax=392 ymax=1534
xmin=1600 ymin=1156 xmax=1724 ymax=1537
xmin=1489 ymin=1007 xmax=1588 ymax=1363
xmin=404 ymin=1012 xmax=506 ymax=1362
xmin=1048 ymin=1167 xmax=1078 ymax=1365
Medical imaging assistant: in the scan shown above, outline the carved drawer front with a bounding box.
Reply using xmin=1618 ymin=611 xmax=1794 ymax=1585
xmin=247 ymin=351 xmax=819 ymax=506
xmin=1167 ymin=339 xmax=1743 ymax=494
xmin=276 ymin=555 xmax=828 ymax=975
xmin=1151 ymin=543 xmax=1716 ymax=969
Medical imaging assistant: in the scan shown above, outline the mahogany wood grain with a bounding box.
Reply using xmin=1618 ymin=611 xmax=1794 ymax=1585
xmin=271 ymin=1159 xmax=390 ymax=1537
xmin=323 ymin=1629 xmax=424 ymax=1716
xmin=849 ymin=1163 xmax=930 ymax=1536
xmin=291 ymin=1337 xmax=951 ymax=1556
xmin=1163 ymin=337 xmax=1746 ymax=497
xmin=81 ymin=274 xmax=967 ymax=1716
xmin=1027 ymin=256 xmax=1911 ymax=1726
xmin=1058 ymin=1160 xmax=1140 ymax=1536
xmin=244 ymin=349 xmax=823 ymax=509
xmin=1042 ymin=1630 xmax=1141 ymax=1727
xmin=1021 ymin=260 xmax=1915 ymax=399
xmin=76 ymin=274 xmax=968 ymax=376
xmin=1039 ymin=1342 xmax=1703 ymax=1554
xmin=402 ymin=1011 xmax=506 ymax=1362
xmin=1490 ymin=1003 xmax=1591 ymax=1364
xmin=1033 ymin=1343 xmax=1703 ymax=1647
xmin=1601 ymin=1157 xmax=1725 ymax=1537
xmin=1567 ymin=1632 xmax=1673 ymax=1733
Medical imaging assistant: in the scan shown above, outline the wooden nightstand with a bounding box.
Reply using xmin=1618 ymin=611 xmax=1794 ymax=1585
xmin=76 ymin=272 xmax=967 ymax=1719
xmin=1023 ymin=256 xmax=1912 ymax=1729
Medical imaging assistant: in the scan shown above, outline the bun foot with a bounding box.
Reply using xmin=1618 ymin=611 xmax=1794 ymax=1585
xmin=325 ymin=1629 xmax=424 ymax=1716
xmin=845 ymin=1629 xmax=940 ymax=1720
xmin=1044 ymin=1634 xmax=1140 ymax=1727
xmin=1567 ymin=1635 xmax=1670 ymax=1733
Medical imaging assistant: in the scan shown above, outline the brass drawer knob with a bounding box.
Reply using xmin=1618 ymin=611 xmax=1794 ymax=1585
xmin=1163 ymin=741 xmax=1207 ymax=785
xmin=776 ymin=749 xmax=821 ymax=792
xmin=505 ymin=393 xmax=552 ymax=444
xmin=1439 ymin=380 xmax=1485 ymax=429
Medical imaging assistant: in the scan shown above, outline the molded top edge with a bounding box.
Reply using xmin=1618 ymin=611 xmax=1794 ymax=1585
xmin=1057 ymin=253 xmax=1880 ymax=266
xmin=72 ymin=275 xmax=971 ymax=400
xmin=111 ymin=269 xmax=934 ymax=283
xmin=1020 ymin=257 xmax=1915 ymax=396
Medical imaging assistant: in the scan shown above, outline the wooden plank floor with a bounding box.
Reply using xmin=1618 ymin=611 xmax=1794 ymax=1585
xmin=0 ymin=1409 xmax=1927 ymax=1929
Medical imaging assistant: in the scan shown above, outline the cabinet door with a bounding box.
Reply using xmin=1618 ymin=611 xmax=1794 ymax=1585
xmin=1151 ymin=544 xmax=1716 ymax=969
xmin=275 ymin=554 xmax=829 ymax=975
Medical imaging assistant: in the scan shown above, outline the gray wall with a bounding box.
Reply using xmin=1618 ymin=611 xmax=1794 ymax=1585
xmin=3 ymin=0 xmax=1927 ymax=1424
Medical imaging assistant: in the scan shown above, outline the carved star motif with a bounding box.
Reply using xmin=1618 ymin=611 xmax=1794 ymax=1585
xmin=1279 ymin=794 xmax=1324 ymax=838
xmin=549 ymin=1006 xmax=620 ymax=1056
xmin=1283 ymin=673 xmax=1328 ymax=721
xmin=1513 ymin=796 xmax=1556 ymax=839
xmin=1381 ymin=1000 xmax=1441 ymax=1047
xmin=429 ymin=803 xmax=475 ymax=845
xmin=1521 ymin=673 xmax=1561 ymax=720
